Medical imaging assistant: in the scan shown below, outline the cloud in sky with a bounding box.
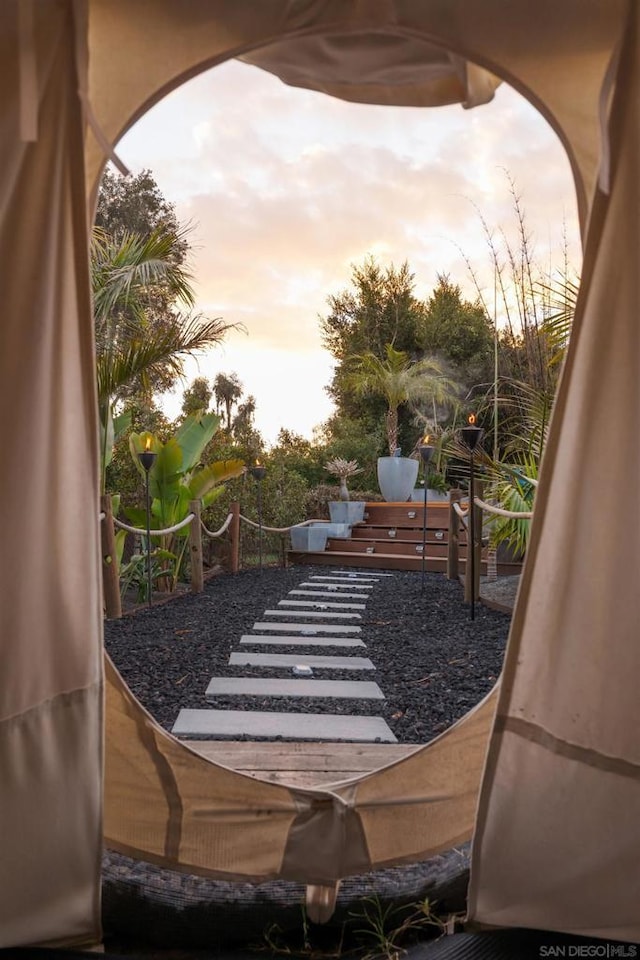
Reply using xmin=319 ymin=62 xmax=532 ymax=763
xmin=117 ymin=58 xmax=581 ymax=444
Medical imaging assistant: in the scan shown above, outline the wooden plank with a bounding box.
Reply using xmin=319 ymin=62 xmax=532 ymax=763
xmin=351 ymin=526 xmax=464 ymax=544
xmin=184 ymin=741 xmax=419 ymax=770
xmin=362 ymin=502 xmax=451 ymax=528
xmin=327 ymin=539 xmax=461 ymax=559
xmin=182 ymin=740 xmax=419 ymax=785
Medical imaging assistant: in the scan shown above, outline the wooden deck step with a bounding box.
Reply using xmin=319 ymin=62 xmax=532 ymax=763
xmin=182 ymin=740 xmax=417 ymax=786
xmin=290 ymin=550 xmax=455 ymax=572
xmin=351 ymin=527 xmax=465 ymax=545
xmin=173 ymin=711 xmax=396 ymax=744
xmin=326 ymin=538 xmax=452 ymax=558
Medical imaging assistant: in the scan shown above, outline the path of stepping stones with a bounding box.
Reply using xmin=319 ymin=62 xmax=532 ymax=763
xmin=172 ymin=570 xmax=398 ymax=743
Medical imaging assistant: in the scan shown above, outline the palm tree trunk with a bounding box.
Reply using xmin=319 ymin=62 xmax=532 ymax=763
xmin=386 ymin=407 xmax=398 ymax=455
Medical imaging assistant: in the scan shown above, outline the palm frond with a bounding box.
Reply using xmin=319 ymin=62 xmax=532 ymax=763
xmin=97 ymin=314 xmax=236 ymax=404
xmin=92 ymin=225 xmax=195 ymax=330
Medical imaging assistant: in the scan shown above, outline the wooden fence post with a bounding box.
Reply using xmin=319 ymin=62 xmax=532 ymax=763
xmin=189 ymin=500 xmax=204 ymax=593
xmin=100 ymin=494 xmax=122 ymax=620
xmin=229 ymin=500 xmax=240 ymax=574
xmin=447 ymin=489 xmax=460 ymax=581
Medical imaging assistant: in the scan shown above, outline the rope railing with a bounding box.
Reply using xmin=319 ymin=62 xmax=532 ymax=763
xmin=474 ymin=496 xmax=533 ymax=520
xmin=238 ymin=515 xmax=323 ymax=534
xmin=113 ymin=513 xmax=195 ymax=536
xmin=453 ymin=501 xmax=469 ymax=520
xmin=200 ymin=512 xmax=234 ymax=539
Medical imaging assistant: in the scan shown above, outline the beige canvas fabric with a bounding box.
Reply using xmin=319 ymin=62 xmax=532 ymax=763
xmin=3 ymin=0 xmax=639 ymax=948
xmin=105 ymin=657 xmax=496 ymax=884
xmin=0 ymin=0 xmax=103 ymax=949
xmin=468 ymin=5 xmax=640 ymax=939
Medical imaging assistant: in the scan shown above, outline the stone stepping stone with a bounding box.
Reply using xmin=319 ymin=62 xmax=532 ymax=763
xmin=229 ymin=652 xmax=375 ymax=670
xmin=290 ymin=589 xmax=369 ymax=600
xmin=309 ymin=575 xmax=385 ymax=584
xmin=298 ymin=581 xmax=374 ymax=591
xmin=263 ymin=610 xmax=362 ymax=620
xmin=253 ymin=621 xmax=362 ymax=634
xmin=205 ymin=678 xmax=384 ymax=699
xmin=172 ymin=709 xmax=397 ymax=743
xmin=239 ymin=634 xmax=365 ymax=647
xmin=278 ymin=599 xmax=366 ymax=611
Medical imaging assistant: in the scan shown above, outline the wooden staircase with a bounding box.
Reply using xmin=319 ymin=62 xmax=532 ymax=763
xmin=289 ymin=501 xmax=523 ymax=574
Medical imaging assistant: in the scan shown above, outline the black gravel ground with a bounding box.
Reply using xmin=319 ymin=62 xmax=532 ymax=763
xmin=104 ymin=564 xmax=511 ymax=744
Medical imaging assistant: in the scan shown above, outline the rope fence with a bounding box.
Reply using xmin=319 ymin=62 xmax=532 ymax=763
xmin=238 ymin=515 xmax=321 ymax=533
xmin=473 ymin=497 xmax=533 ymax=520
xmin=113 ymin=514 xmax=195 ymax=537
xmin=100 ymin=479 xmax=535 ymax=619
xmin=200 ymin=513 xmax=234 ymax=539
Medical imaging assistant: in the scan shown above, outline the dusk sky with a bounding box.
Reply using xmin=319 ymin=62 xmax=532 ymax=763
xmin=117 ymin=57 xmax=582 ymax=445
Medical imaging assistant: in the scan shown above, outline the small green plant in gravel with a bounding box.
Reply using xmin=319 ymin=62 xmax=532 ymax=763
xmin=252 ymin=895 xmax=461 ymax=960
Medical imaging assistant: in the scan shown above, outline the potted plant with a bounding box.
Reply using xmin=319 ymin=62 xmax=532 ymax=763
xmin=347 ymin=344 xmax=457 ymax=502
xmin=324 ymin=457 xmax=366 ymax=524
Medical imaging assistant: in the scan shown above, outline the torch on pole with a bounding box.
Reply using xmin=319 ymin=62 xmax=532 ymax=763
xmin=460 ymin=414 xmax=484 ymax=620
xmin=137 ymin=438 xmax=157 ymax=608
xmin=418 ymin=436 xmax=434 ymax=594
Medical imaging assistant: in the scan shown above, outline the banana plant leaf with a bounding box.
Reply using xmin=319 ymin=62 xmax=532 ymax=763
xmin=188 ymin=458 xmax=245 ymax=500
xmin=174 ymin=412 xmax=221 ymax=473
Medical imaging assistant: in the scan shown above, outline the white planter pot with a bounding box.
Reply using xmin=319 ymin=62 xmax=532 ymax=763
xmin=328 ymin=501 xmax=366 ymax=524
xmin=377 ymin=457 xmax=419 ymax=503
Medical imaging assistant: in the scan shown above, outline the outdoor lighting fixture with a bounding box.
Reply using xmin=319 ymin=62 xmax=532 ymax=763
xmin=137 ymin=437 xmax=157 ymax=608
xmin=419 ymin=435 xmax=435 ymax=594
xmin=460 ymin=414 xmax=484 ymax=620
xmin=249 ymin=460 xmax=267 ymax=571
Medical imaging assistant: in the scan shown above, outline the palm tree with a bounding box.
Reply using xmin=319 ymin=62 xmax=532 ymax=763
xmin=92 ymin=225 xmax=236 ymax=491
xmin=346 ymin=343 xmax=459 ymax=455
xmin=213 ymin=372 xmax=243 ymax=430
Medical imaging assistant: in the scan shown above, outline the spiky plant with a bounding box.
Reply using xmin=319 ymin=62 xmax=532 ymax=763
xmin=325 ymin=457 xmax=363 ymax=501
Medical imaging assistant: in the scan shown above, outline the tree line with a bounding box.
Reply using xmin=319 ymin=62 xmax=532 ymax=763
xmin=97 ymin=166 xmax=576 ymax=568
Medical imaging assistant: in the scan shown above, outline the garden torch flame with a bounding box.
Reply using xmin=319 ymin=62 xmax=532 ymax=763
xmin=422 ymin=434 xmax=430 ymax=445
xmin=145 ymin=436 xmax=152 ymax=451
xmin=468 ymin=413 xmax=476 ymax=426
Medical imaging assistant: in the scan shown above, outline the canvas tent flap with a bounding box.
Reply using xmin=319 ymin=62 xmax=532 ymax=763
xmin=105 ymin=657 xmax=497 ymax=884
xmin=85 ymin=0 xmax=626 ymax=228
xmin=468 ymin=2 xmax=640 ymax=940
xmin=240 ymin=32 xmax=501 ymax=109
xmin=0 ymin=0 xmax=103 ymax=948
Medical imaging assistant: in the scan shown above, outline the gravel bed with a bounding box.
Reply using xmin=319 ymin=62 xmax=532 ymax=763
xmin=104 ymin=565 xmax=511 ymax=744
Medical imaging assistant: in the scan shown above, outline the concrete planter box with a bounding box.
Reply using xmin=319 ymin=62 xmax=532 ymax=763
xmin=328 ymin=501 xmax=366 ymax=524
xmin=311 ymin=522 xmax=351 ymax=539
xmin=290 ymin=526 xmax=329 ymax=552
xmin=377 ymin=457 xmax=419 ymax=502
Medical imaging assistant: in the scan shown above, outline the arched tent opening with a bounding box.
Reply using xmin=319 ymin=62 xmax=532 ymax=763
xmin=1 ymin=0 xmax=638 ymax=950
